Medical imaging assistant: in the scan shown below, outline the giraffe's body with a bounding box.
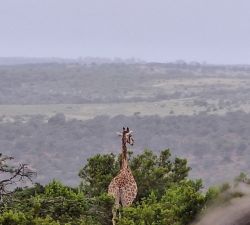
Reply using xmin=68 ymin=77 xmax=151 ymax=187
xmin=108 ymin=161 xmax=137 ymax=207
xmin=108 ymin=127 xmax=137 ymax=224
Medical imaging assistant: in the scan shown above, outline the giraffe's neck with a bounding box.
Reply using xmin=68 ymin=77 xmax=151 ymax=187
xmin=121 ymin=136 xmax=128 ymax=169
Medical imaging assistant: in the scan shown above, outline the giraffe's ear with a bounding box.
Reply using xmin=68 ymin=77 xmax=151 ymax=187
xmin=127 ymin=127 xmax=129 ymax=132
xmin=116 ymin=132 xmax=122 ymax=137
xmin=123 ymin=127 xmax=126 ymax=131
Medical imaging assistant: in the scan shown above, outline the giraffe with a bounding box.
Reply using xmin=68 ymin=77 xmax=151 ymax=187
xmin=108 ymin=127 xmax=138 ymax=225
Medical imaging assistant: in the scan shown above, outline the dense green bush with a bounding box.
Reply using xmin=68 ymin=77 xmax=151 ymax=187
xmin=0 ymin=181 xmax=112 ymax=225
xmin=117 ymin=180 xmax=206 ymax=225
xmin=79 ymin=149 xmax=191 ymax=201
xmin=1 ymin=149 xmax=239 ymax=225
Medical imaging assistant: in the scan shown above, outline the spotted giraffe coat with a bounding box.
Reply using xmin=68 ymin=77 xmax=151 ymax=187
xmin=108 ymin=164 xmax=137 ymax=207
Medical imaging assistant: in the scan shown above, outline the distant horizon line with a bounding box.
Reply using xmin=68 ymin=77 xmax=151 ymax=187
xmin=0 ymin=56 xmax=250 ymax=67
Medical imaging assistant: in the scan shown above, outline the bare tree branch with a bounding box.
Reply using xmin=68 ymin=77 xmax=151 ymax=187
xmin=0 ymin=154 xmax=36 ymax=203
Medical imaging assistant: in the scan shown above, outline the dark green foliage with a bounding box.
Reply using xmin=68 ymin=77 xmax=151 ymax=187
xmin=79 ymin=153 xmax=120 ymax=197
xmin=117 ymin=180 xmax=206 ymax=225
xmin=76 ymin=149 xmax=205 ymax=225
xmin=0 ymin=181 xmax=113 ymax=225
xmin=130 ymin=149 xmax=171 ymax=200
xmin=0 ymin=211 xmax=60 ymax=225
xmin=0 ymin=211 xmax=29 ymax=225
xmin=0 ymin=149 xmax=237 ymax=225
xmin=14 ymin=183 xmax=45 ymax=198
xmin=131 ymin=149 xmax=191 ymax=200
xmin=79 ymin=149 xmax=191 ymax=201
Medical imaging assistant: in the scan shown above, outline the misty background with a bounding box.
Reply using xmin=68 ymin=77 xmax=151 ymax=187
xmin=1 ymin=0 xmax=250 ymax=188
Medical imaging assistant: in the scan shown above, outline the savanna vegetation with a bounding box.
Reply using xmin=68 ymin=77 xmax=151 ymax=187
xmin=1 ymin=148 xmax=247 ymax=225
xmin=1 ymin=111 xmax=250 ymax=187
xmin=1 ymin=62 xmax=250 ymax=224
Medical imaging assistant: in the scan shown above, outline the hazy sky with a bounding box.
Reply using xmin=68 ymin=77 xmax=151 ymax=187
xmin=0 ymin=0 xmax=250 ymax=64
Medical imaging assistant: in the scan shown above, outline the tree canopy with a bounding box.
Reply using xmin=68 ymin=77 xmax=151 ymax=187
xmin=0 ymin=149 xmax=245 ymax=225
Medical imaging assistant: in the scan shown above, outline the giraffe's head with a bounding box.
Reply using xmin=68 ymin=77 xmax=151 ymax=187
xmin=117 ymin=127 xmax=134 ymax=146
